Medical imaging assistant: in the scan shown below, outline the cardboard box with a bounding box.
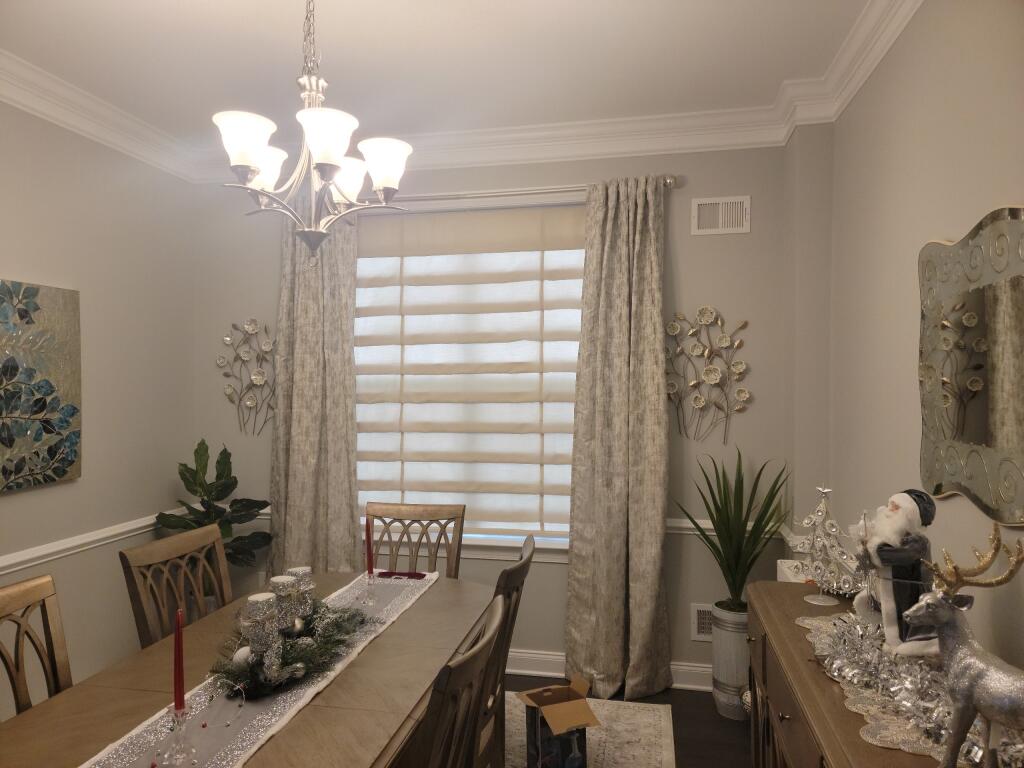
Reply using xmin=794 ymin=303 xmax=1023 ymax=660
xmin=516 ymin=676 xmax=601 ymax=768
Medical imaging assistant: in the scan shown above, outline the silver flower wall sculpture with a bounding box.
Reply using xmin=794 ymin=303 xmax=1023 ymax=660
xmin=218 ymin=319 xmax=276 ymax=435
xmin=665 ymin=305 xmax=751 ymax=443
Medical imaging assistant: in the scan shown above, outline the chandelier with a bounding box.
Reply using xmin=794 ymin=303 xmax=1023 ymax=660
xmin=211 ymin=0 xmax=412 ymax=253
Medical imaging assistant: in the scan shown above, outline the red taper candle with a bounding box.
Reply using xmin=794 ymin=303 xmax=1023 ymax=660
xmin=173 ymin=608 xmax=185 ymax=712
xmin=365 ymin=515 xmax=374 ymax=576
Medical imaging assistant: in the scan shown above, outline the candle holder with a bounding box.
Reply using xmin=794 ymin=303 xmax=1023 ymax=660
xmin=360 ymin=571 xmax=377 ymax=607
xmin=161 ymin=707 xmax=195 ymax=766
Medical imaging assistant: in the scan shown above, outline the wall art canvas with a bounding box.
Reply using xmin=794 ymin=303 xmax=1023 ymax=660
xmin=0 ymin=279 xmax=82 ymax=493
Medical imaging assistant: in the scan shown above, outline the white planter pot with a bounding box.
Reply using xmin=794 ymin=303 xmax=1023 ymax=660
xmin=711 ymin=602 xmax=749 ymax=720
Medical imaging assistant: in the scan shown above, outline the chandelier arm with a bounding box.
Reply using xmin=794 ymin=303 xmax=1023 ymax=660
xmin=273 ymin=144 xmax=312 ymax=202
xmin=223 ymin=184 xmax=305 ymax=227
xmin=244 ymin=205 xmax=305 ymax=229
xmin=318 ymin=204 xmax=410 ymax=231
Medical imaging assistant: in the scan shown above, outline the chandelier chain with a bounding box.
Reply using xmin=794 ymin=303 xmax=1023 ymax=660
xmin=301 ymin=0 xmax=320 ymax=77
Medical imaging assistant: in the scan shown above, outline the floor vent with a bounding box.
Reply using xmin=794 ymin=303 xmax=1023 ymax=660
xmin=691 ymin=196 xmax=750 ymax=235
xmin=691 ymin=603 xmax=714 ymax=642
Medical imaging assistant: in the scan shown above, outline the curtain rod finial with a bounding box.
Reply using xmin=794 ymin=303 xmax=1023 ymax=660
xmin=662 ymin=175 xmax=677 ymax=189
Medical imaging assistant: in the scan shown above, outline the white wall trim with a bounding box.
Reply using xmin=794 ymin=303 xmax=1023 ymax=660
xmin=0 ymin=512 xmax=746 ymax=577
xmin=506 ymin=648 xmax=712 ymax=692
xmin=0 ymin=49 xmax=200 ymax=183
xmin=0 ymin=0 xmax=921 ymax=181
xmin=0 ymin=514 xmax=156 ymax=577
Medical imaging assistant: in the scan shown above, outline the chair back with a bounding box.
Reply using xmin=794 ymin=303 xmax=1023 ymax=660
xmin=0 ymin=574 xmax=72 ymax=715
xmin=421 ymin=595 xmax=504 ymax=768
xmin=119 ymin=524 xmax=232 ymax=648
xmin=476 ymin=536 xmax=535 ymax=767
xmin=365 ymin=502 xmax=466 ymax=578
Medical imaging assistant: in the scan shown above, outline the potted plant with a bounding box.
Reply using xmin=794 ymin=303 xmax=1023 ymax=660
xmin=156 ymin=439 xmax=272 ymax=567
xmin=676 ymin=450 xmax=787 ymax=719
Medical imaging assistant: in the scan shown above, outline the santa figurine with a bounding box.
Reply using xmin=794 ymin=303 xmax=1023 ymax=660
xmin=852 ymin=489 xmax=939 ymax=656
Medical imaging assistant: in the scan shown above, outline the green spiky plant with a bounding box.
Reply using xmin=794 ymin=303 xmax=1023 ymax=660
xmin=676 ymin=450 xmax=788 ymax=612
xmin=156 ymin=439 xmax=271 ymax=567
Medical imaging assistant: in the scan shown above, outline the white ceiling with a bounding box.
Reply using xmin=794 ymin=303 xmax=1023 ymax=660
xmin=0 ymin=0 xmax=921 ymax=178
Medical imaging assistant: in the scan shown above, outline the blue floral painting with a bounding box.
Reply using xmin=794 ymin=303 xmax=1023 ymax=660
xmin=0 ymin=279 xmax=81 ymax=493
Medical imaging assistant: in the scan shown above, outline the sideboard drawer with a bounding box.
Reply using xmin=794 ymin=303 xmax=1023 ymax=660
xmin=766 ymin=639 xmax=822 ymax=768
xmin=749 ymin=604 xmax=766 ymax=687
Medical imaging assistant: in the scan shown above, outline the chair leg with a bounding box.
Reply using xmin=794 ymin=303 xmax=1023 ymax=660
xmin=492 ymin=697 xmax=506 ymax=768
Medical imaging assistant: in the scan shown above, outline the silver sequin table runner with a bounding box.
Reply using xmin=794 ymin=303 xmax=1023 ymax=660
xmin=80 ymin=572 xmax=439 ymax=768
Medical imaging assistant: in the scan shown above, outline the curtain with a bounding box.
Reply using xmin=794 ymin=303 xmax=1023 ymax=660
xmin=565 ymin=176 xmax=671 ymax=699
xmin=270 ymin=218 xmax=360 ymax=573
xmin=984 ymin=276 xmax=1024 ymax=449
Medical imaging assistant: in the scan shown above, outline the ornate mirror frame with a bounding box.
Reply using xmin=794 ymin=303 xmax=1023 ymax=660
xmin=919 ymin=207 xmax=1024 ymax=526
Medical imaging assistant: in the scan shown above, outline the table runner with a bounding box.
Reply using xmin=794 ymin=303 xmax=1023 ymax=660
xmin=81 ymin=572 xmax=438 ymax=768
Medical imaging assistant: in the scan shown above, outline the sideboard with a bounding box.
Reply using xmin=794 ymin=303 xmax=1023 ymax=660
xmin=747 ymin=581 xmax=934 ymax=768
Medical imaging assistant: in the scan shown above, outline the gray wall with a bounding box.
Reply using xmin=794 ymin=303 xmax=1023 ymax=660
xmin=828 ymin=0 xmax=1024 ymax=664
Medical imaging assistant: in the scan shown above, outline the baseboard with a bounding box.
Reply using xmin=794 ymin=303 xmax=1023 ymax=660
xmin=506 ymin=648 xmax=712 ymax=692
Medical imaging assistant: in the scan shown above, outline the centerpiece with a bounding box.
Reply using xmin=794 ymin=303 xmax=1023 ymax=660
xmin=211 ymin=567 xmax=365 ymax=699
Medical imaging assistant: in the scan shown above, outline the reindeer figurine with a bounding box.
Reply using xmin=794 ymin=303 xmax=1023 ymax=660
xmin=903 ymin=523 xmax=1024 ymax=768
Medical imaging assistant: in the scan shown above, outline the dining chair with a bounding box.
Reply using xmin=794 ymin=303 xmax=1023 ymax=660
xmin=0 ymin=574 xmax=73 ymax=715
xmin=365 ymin=501 xmax=466 ymax=578
xmin=475 ymin=535 xmax=535 ymax=768
xmin=119 ymin=524 xmax=232 ymax=648
xmin=402 ymin=595 xmax=505 ymax=768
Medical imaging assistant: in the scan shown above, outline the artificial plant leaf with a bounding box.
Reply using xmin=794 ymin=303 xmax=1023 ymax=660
xmin=215 ymin=445 xmax=232 ymax=482
xmin=232 ymin=531 xmax=272 ymax=549
xmin=218 ymin=519 xmax=234 ymax=539
xmin=178 ymin=463 xmax=202 ymax=496
xmin=228 ymin=498 xmax=270 ymax=516
xmin=155 ymin=512 xmax=199 ymax=530
xmin=193 ymin=439 xmax=210 ymax=484
xmin=207 ymin=476 xmax=238 ymax=502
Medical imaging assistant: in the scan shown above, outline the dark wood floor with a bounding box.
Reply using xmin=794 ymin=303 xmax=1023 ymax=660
xmin=506 ymin=675 xmax=751 ymax=767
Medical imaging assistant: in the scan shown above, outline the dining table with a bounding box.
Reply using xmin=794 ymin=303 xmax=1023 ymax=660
xmin=0 ymin=571 xmax=496 ymax=768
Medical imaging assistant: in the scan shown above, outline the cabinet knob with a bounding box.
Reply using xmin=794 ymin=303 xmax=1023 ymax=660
xmin=746 ymin=635 xmax=756 ymax=644
xmin=777 ymin=712 xmax=791 ymax=723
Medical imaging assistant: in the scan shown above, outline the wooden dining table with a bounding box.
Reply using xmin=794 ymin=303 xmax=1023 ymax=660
xmin=0 ymin=572 xmax=496 ymax=768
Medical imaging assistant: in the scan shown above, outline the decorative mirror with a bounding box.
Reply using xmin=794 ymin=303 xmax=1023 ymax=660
xmin=919 ymin=207 xmax=1024 ymax=525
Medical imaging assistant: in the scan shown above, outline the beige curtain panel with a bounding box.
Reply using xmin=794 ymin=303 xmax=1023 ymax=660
xmin=270 ymin=218 xmax=360 ymax=573
xmin=355 ymin=207 xmax=585 ymax=539
xmin=565 ymin=177 xmax=672 ymax=700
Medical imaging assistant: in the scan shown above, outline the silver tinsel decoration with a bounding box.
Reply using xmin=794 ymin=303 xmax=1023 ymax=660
xmin=285 ymin=566 xmax=315 ymax=617
xmin=268 ymin=575 xmax=301 ymax=631
xmin=802 ymin=613 xmax=1024 ymax=766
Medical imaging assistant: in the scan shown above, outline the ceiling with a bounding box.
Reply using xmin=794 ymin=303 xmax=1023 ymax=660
xmin=0 ymin=0 xmax=920 ymax=179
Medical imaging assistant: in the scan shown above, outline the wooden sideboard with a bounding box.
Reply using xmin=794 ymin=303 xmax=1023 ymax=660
xmin=747 ymin=582 xmax=935 ymax=768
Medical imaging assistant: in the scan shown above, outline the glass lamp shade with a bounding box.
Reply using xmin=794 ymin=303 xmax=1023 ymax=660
xmin=212 ymin=111 xmax=277 ymax=168
xmin=358 ymin=138 xmax=413 ymax=191
xmin=296 ymin=108 xmax=359 ymax=168
xmin=330 ymin=157 xmax=367 ymax=205
xmin=250 ymin=147 xmax=288 ymax=191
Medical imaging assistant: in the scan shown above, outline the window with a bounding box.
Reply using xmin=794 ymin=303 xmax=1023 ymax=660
xmin=355 ymin=207 xmax=585 ymax=542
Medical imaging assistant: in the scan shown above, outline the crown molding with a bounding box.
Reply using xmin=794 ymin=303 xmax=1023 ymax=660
xmin=0 ymin=49 xmax=203 ymax=182
xmin=0 ymin=0 xmax=921 ymax=182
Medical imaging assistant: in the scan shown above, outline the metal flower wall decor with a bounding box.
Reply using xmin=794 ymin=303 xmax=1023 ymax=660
xmin=218 ymin=319 xmax=276 ymax=435
xmin=665 ymin=305 xmax=751 ymax=443
xmin=918 ymin=298 xmax=987 ymax=443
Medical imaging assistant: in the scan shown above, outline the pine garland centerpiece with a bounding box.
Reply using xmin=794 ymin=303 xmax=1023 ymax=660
xmin=211 ymin=572 xmax=366 ymax=700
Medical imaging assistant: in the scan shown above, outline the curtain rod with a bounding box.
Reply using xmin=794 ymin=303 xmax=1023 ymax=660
xmin=391 ymin=174 xmax=677 ymax=205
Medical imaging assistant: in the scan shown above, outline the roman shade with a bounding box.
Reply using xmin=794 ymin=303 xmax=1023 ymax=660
xmin=355 ymin=206 xmax=585 ymax=539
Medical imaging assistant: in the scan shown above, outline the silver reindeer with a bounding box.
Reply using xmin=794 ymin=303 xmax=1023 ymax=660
xmin=903 ymin=523 xmax=1024 ymax=768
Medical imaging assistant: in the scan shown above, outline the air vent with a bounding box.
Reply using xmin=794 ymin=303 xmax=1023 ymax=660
xmin=691 ymin=603 xmax=713 ymax=642
xmin=691 ymin=196 xmax=750 ymax=235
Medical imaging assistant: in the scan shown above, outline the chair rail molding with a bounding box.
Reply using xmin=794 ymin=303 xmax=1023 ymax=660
xmin=0 ymin=0 xmax=922 ymax=181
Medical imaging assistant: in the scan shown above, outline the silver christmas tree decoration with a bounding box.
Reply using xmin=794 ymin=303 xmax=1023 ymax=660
xmin=792 ymin=486 xmax=865 ymax=600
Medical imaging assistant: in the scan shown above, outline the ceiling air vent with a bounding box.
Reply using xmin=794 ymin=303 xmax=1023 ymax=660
xmin=691 ymin=196 xmax=750 ymax=235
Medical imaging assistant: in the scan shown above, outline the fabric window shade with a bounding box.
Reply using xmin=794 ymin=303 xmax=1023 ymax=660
xmin=355 ymin=206 xmax=584 ymax=539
